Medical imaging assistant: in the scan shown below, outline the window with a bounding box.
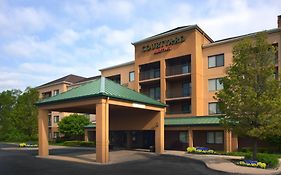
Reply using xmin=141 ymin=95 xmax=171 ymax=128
xmin=208 ymin=78 xmax=223 ymax=91
xmin=129 ymin=71 xmax=135 ymax=82
xmin=182 ymin=102 xmax=191 ymax=113
xmin=208 ymin=54 xmax=224 ymax=68
xmin=53 ymin=132 xmax=59 ymax=138
xmin=54 ymin=116 xmax=59 ymax=123
xmin=42 ymin=91 xmax=51 ymax=99
xmin=48 ymin=116 xmax=52 ymax=126
xmin=182 ymin=82 xmax=191 ymax=96
xmin=179 ymin=132 xmax=188 ymax=143
xmin=207 ymin=131 xmax=223 ymax=144
xmin=208 ymin=102 xmax=222 ymax=115
xmin=154 ymin=68 xmax=160 ymax=78
xmin=53 ymin=89 xmax=59 ymax=96
xmin=149 ymin=87 xmax=160 ymax=100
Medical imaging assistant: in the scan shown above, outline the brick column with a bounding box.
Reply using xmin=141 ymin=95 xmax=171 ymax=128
xmin=96 ymin=100 xmax=109 ymax=163
xmin=155 ymin=110 xmax=164 ymax=154
xmin=84 ymin=129 xmax=89 ymax=142
xmin=38 ymin=109 xmax=49 ymax=156
xmin=188 ymin=128 xmax=193 ymax=147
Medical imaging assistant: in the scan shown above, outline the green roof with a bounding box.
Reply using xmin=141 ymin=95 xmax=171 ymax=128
xmin=36 ymin=77 xmax=166 ymax=108
xmin=165 ymin=116 xmax=222 ymax=126
xmin=84 ymin=116 xmax=222 ymax=128
xmin=84 ymin=123 xmax=96 ymax=128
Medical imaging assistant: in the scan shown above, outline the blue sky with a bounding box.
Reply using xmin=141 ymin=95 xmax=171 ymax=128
xmin=0 ymin=0 xmax=281 ymax=91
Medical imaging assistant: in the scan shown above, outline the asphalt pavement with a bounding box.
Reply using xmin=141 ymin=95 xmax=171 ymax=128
xmin=0 ymin=143 xmax=235 ymax=175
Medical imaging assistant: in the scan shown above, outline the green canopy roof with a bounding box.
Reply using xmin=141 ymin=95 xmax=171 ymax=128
xmin=84 ymin=116 xmax=222 ymax=128
xmin=165 ymin=116 xmax=222 ymax=126
xmin=36 ymin=77 xmax=166 ymax=108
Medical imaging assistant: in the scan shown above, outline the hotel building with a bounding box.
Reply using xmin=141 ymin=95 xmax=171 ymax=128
xmin=37 ymin=16 xmax=281 ymax=151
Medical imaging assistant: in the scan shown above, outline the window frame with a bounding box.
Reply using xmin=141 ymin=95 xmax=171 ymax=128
xmin=208 ymin=54 xmax=224 ymax=68
xmin=206 ymin=131 xmax=224 ymax=144
xmin=208 ymin=102 xmax=221 ymax=115
xmin=208 ymin=78 xmax=223 ymax=92
xmin=129 ymin=71 xmax=135 ymax=82
xmin=53 ymin=89 xmax=59 ymax=96
xmin=179 ymin=132 xmax=188 ymax=143
xmin=53 ymin=116 xmax=60 ymax=123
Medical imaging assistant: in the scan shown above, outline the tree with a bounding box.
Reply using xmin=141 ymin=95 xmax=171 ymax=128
xmin=0 ymin=88 xmax=39 ymax=141
xmin=12 ymin=87 xmax=39 ymax=139
xmin=58 ymin=114 xmax=90 ymax=140
xmin=0 ymin=89 xmax=21 ymax=140
xmin=216 ymin=33 xmax=281 ymax=160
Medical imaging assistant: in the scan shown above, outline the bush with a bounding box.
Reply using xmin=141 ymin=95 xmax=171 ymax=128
xmin=79 ymin=141 xmax=95 ymax=147
xmin=245 ymin=153 xmax=279 ymax=168
xmin=63 ymin=141 xmax=95 ymax=147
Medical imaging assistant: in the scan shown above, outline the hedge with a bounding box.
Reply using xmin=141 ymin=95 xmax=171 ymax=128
xmin=63 ymin=141 xmax=95 ymax=147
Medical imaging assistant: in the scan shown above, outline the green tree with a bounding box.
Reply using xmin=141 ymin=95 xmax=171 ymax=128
xmin=12 ymin=87 xmax=39 ymax=139
xmin=216 ymin=33 xmax=281 ymax=160
xmin=0 ymin=89 xmax=21 ymax=140
xmin=58 ymin=114 xmax=90 ymax=140
xmin=0 ymin=88 xmax=39 ymax=141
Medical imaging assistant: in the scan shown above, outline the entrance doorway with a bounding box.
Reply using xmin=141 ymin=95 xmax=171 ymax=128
xmin=109 ymin=130 xmax=155 ymax=150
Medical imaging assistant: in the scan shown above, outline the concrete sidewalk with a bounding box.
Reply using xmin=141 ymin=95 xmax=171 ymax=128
xmin=164 ymin=150 xmax=281 ymax=175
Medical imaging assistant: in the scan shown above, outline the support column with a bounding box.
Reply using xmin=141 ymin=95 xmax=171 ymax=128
xmin=160 ymin=60 xmax=166 ymax=103
xmin=38 ymin=109 xmax=49 ymax=156
xmin=155 ymin=110 xmax=164 ymax=154
xmin=231 ymin=131 xmax=239 ymax=152
xmin=96 ymin=100 xmax=109 ymax=163
xmin=188 ymin=128 xmax=193 ymax=147
xmin=84 ymin=129 xmax=89 ymax=142
xmin=224 ymin=130 xmax=231 ymax=152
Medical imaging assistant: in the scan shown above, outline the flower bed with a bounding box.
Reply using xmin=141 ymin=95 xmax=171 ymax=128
xmin=187 ymin=147 xmax=216 ymax=154
xmin=237 ymin=160 xmax=266 ymax=169
xmin=19 ymin=142 xmax=38 ymax=148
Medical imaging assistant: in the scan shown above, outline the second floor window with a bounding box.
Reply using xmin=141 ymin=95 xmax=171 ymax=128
xmin=182 ymin=82 xmax=191 ymax=96
xmin=149 ymin=87 xmax=160 ymax=100
xmin=182 ymin=102 xmax=191 ymax=113
xmin=54 ymin=116 xmax=60 ymax=123
xmin=208 ymin=54 xmax=224 ymax=68
xmin=208 ymin=102 xmax=222 ymax=115
xmin=208 ymin=78 xmax=223 ymax=91
xmin=53 ymin=89 xmax=59 ymax=96
xmin=129 ymin=71 xmax=135 ymax=82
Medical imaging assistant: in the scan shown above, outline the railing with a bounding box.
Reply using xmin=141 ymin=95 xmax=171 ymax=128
xmin=166 ymin=109 xmax=191 ymax=114
xmin=166 ymin=88 xmax=191 ymax=98
xmin=139 ymin=69 xmax=160 ymax=81
xmin=166 ymin=64 xmax=191 ymax=76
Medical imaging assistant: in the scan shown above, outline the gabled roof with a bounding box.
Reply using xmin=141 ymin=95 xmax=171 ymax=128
xmin=99 ymin=61 xmax=135 ymax=71
xmin=36 ymin=77 xmax=166 ymax=108
xmin=203 ymin=28 xmax=281 ymax=48
xmin=165 ymin=116 xmax=222 ymax=126
xmin=84 ymin=116 xmax=222 ymax=128
xmin=37 ymin=74 xmax=86 ymax=89
xmin=132 ymin=25 xmax=213 ymax=45
xmin=75 ymin=75 xmax=101 ymax=84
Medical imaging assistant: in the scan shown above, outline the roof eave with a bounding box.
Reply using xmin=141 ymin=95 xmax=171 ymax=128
xmin=36 ymin=93 xmax=166 ymax=108
xmin=203 ymin=28 xmax=281 ymax=48
xmin=132 ymin=25 xmax=214 ymax=45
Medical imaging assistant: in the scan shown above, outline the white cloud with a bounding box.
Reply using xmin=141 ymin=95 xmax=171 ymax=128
xmin=0 ymin=0 xmax=281 ymax=92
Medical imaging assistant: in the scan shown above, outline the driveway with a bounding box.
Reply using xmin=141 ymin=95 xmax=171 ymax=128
xmin=0 ymin=143 xmax=234 ymax=175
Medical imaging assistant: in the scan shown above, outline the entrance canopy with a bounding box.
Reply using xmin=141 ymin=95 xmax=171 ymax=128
xmin=36 ymin=77 xmax=166 ymax=163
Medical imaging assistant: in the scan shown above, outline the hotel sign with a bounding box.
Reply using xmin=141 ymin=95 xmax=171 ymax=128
xmin=142 ymin=35 xmax=185 ymax=54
